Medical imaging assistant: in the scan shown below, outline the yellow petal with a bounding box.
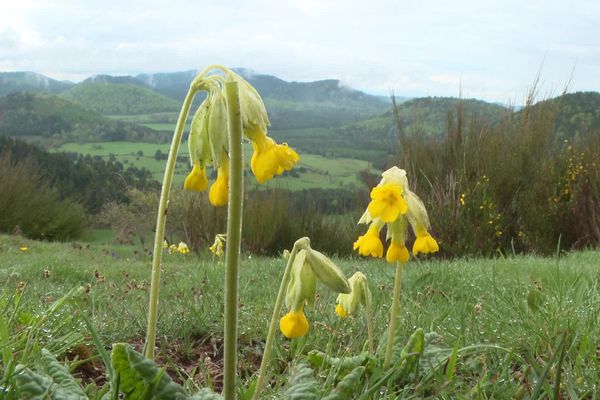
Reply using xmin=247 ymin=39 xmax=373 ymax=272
xmin=184 ymin=164 xmax=208 ymax=192
xmin=279 ymin=309 xmax=309 ymax=338
xmin=335 ymin=304 xmax=348 ymax=318
xmin=386 ymin=241 xmax=410 ymax=263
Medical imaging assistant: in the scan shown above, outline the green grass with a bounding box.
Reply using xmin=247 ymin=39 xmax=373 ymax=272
xmin=52 ymin=141 xmax=374 ymax=190
xmin=1 ymin=233 xmax=599 ymax=397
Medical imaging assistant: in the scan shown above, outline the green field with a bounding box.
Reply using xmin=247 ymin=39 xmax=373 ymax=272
xmin=2 ymin=233 xmax=599 ymax=397
xmin=53 ymin=141 xmax=374 ymax=190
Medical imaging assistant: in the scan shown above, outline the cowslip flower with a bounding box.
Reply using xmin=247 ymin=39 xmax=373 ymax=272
xmin=355 ymin=167 xmax=438 ymax=262
xmin=177 ymin=242 xmax=190 ymax=255
xmin=184 ymin=68 xmax=300 ymax=203
xmin=280 ymin=248 xmax=350 ymax=339
xmin=335 ymin=272 xmax=371 ymax=318
xmin=209 ymin=234 xmax=226 ymax=257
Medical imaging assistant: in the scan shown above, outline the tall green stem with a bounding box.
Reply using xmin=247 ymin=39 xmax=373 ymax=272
xmin=222 ymin=81 xmax=243 ymax=400
xmin=252 ymin=240 xmax=305 ymax=400
xmin=365 ymin=295 xmax=375 ymax=354
xmin=145 ymin=86 xmax=197 ymax=359
xmin=384 ymin=261 xmax=404 ymax=369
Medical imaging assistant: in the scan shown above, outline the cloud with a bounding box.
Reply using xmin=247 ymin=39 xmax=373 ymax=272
xmin=0 ymin=0 xmax=598 ymax=102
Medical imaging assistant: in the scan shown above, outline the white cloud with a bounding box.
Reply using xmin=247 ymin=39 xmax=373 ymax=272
xmin=0 ymin=0 xmax=598 ymax=101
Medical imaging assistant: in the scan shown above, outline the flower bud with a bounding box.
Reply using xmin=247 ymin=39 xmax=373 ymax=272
xmin=285 ymin=250 xmax=316 ymax=311
xmin=304 ymin=249 xmax=350 ymax=294
xmin=335 ymin=272 xmax=371 ymax=317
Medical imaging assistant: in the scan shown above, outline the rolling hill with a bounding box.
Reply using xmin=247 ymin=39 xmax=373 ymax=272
xmin=59 ymin=79 xmax=181 ymax=115
xmin=0 ymin=92 xmax=159 ymax=142
xmin=0 ymin=72 xmax=74 ymax=96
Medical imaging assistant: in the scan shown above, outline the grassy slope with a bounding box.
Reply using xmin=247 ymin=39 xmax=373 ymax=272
xmin=53 ymin=141 xmax=373 ymax=190
xmin=60 ymin=82 xmax=181 ymax=115
xmin=1 ymin=234 xmax=599 ymax=396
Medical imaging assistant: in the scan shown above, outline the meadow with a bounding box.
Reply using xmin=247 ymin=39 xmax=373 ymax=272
xmin=53 ymin=141 xmax=373 ymax=190
xmin=2 ymin=233 xmax=599 ymax=398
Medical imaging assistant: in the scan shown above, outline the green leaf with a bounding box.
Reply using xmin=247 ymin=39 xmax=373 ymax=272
xmin=445 ymin=341 xmax=460 ymax=381
xmin=307 ymin=351 xmax=372 ymax=371
xmin=39 ymin=349 xmax=87 ymax=398
xmin=392 ymin=328 xmax=425 ymax=379
xmin=15 ymin=366 xmax=88 ymax=400
xmin=281 ymin=364 xmax=318 ymax=400
xmin=321 ymin=366 xmax=366 ymax=400
xmin=111 ymin=343 xmax=187 ymax=400
xmin=188 ymin=388 xmax=224 ymax=399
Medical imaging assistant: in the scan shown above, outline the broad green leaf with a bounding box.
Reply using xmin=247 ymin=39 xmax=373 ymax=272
xmin=307 ymin=351 xmax=372 ymax=371
xmin=39 ymin=348 xmax=87 ymax=398
xmin=188 ymin=388 xmax=224 ymax=399
xmin=281 ymin=364 xmax=318 ymax=400
xmin=111 ymin=343 xmax=187 ymax=400
xmin=392 ymin=328 xmax=425 ymax=378
xmin=15 ymin=366 xmax=88 ymax=400
xmin=322 ymin=366 xmax=366 ymax=400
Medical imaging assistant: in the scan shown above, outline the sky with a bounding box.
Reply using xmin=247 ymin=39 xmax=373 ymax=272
xmin=0 ymin=0 xmax=599 ymax=103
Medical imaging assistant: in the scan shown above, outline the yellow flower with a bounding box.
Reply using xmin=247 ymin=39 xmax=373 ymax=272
xmin=279 ymin=308 xmax=309 ymax=338
xmin=184 ymin=163 xmax=208 ymax=192
xmin=209 ymin=234 xmax=226 ymax=257
xmin=413 ymin=230 xmax=439 ymax=255
xmin=386 ymin=240 xmax=410 ymax=263
xmin=209 ymin=163 xmax=229 ymax=206
xmin=353 ymin=225 xmax=383 ymax=258
xmin=367 ymin=184 xmax=407 ymax=222
xmin=249 ymin=128 xmax=299 ymax=183
xmin=177 ymin=242 xmax=190 ymax=255
xmin=20 ymin=246 xmax=28 ymax=252
xmin=335 ymin=304 xmax=348 ymax=318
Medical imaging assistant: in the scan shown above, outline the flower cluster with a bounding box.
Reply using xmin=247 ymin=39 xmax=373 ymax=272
xmin=163 ymin=240 xmax=190 ymax=255
xmin=184 ymin=67 xmax=300 ymax=206
xmin=280 ymin=245 xmax=350 ymax=338
xmin=209 ymin=234 xmax=226 ymax=257
xmin=354 ymin=167 xmax=439 ymax=263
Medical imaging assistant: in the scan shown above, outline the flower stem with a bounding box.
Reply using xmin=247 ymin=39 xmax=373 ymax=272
xmin=365 ymin=295 xmax=375 ymax=354
xmin=222 ymin=81 xmax=243 ymax=400
xmin=252 ymin=243 xmax=302 ymax=400
xmin=144 ymin=85 xmax=197 ymax=359
xmin=383 ymin=261 xmax=404 ymax=369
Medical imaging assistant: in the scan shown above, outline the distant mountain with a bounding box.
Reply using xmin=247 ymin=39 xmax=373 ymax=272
xmin=0 ymin=72 xmax=74 ymax=96
xmin=275 ymin=97 xmax=509 ymax=162
xmin=137 ymin=69 xmax=392 ymax=129
xmin=530 ymin=91 xmax=600 ymax=137
xmin=0 ymin=92 xmax=158 ymax=141
xmin=60 ymin=81 xmax=181 ymax=115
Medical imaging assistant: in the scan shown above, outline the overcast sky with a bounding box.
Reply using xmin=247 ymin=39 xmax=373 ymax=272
xmin=1 ymin=0 xmax=598 ymax=102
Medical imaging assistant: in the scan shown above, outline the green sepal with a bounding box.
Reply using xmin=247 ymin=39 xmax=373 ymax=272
xmin=207 ymin=90 xmax=229 ymax=167
xmin=189 ymin=97 xmax=212 ymax=168
xmin=285 ymin=250 xmax=316 ymax=310
xmin=305 ymin=249 xmax=350 ymax=294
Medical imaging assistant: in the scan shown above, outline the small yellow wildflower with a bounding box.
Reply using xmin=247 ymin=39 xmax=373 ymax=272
xmin=168 ymin=244 xmax=178 ymax=254
xmin=210 ymin=234 xmax=226 ymax=256
xmin=353 ymin=225 xmax=384 ymax=258
xmin=184 ymin=163 xmax=208 ymax=192
xmin=367 ymin=183 xmax=407 ymax=222
xmin=20 ymin=246 xmax=28 ymax=252
xmin=279 ymin=308 xmax=309 ymax=339
xmin=177 ymin=242 xmax=190 ymax=255
xmin=209 ymin=163 xmax=229 ymax=206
